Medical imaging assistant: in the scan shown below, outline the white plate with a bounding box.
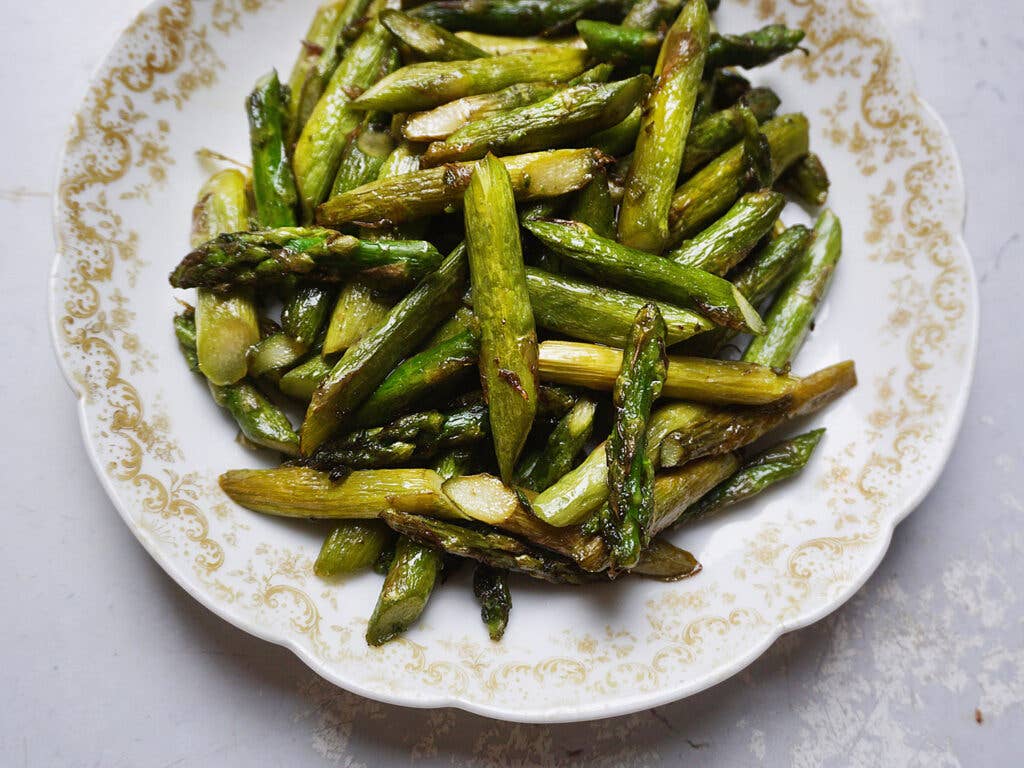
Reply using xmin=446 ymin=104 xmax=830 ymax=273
xmin=50 ymin=0 xmax=977 ymax=722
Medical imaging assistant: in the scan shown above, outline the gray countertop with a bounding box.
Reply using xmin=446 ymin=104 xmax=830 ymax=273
xmin=3 ymin=0 xmax=1022 ymax=764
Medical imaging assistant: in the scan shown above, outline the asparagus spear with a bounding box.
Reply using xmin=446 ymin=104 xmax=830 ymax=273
xmin=314 ymin=520 xmax=395 ymax=577
xmin=668 ymin=113 xmax=810 ymax=242
xmin=464 ymin=155 xmax=539 ymax=482
xmin=575 ymin=20 xmax=662 ymax=65
xmin=602 ymin=304 xmax=667 ymax=571
xmin=525 ymin=268 xmax=714 ymax=346
xmin=174 ymin=311 xmax=299 ymax=455
xmin=524 ymin=219 xmax=765 ymax=334
xmin=705 ymin=25 xmax=806 ymax=70
xmin=286 ymin=0 xmax=351 ymax=142
xmin=410 ymin=0 xmax=623 ymax=36
xmin=712 ymin=68 xmax=753 ymax=108
xmin=684 ymin=224 xmax=811 ymax=357
xmin=537 ymin=340 xmax=798 ymax=405
xmin=617 ymin=0 xmax=709 ymax=253
xmin=302 ymin=246 xmax=467 ymax=453
xmin=779 ymin=152 xmax=830 ymax=207
xmin=353 ymin=328 xmax=479 ymax=426
xmin=351 ymin=47 xmax=589 ymax=111
xmin=682 ymin=90 xmax=780 ymax=174
xmin=293 ymin=15 xmax=396 ymax=219
xmin=515 ymin=398 xmax=597 ymax=492
xmin=247 ymin=71 xmax=299 ymax=227
xmin=170 ymin=228 xmax=443 ymax=291
xmin=189 ymin=170 xmax=260 ymax=387
xmin=292 ymin=0 xmax=377 ymax=145
xmin=403 ymin=81 xmax=559 ymax=142
xmin=366 ymin=535 xmax=444 ymax=645
xmin=658 ymin=360 xmax=856 ymax=468
xmin=380 ymin=9 xmax=490 ymax=60
xmin=381 ymin=510 xmax=594 ymax=584
xmin=427 ymin=306 xmax=480 ymax=346
xmin=453 ymin=30 xmax=585 ymax=53
xmin=219 ymin=466 xmax=465 ymax=519
xmin=629 ymin=539 xmax=701 ymax=581
xmin=421 ymin=75 xmax=650 ymax=165
xmin=473 ymin=565 xmax=511 ymax=640
xmin=248 ymin=331 xmax=309 ymax=379
xmin=317 ymin=148 xmax=607 ymax=228
xmin=666 ymin=190 xmax=785 ymax=274
xmin=677 ymin=428 xmax=825 ymax=526
xmin=529 ymin=360 xmax=854 ymax=526
xmin=329 ymin=113 xmax=395 ymax=198
xmin=743 ymin=209 xmax=842 ymax=369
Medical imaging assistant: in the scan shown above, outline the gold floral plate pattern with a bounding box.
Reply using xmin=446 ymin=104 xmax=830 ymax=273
xmin=50 ymin=0 xmax=978 ymax=722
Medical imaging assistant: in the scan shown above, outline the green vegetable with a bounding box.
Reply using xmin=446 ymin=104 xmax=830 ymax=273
xmin=473 ymin=565 xmax=512 ymax=640
xmin=515 ymin=398 xmax=597 ymax=492
xmin=410 ymin=0 xmax=623 ymax=36
xmin=598 ymin=305 xmax=665 ymax=570
xmin=617 ymin=0 xmax=709 ymax=253
xmin=464 ymin=155 xmax=539 ymax=482
xmin=421 ymin=75 xmax=649 ymax=165
xmin=778 ymin=152 xmax=830 ymax=207
xmin=403 ymin=81 xmax=560 ymax=142
xmin=380 ymin=9 xmax=490 ymax=61
xmin=352 ymin=47 xmax=589 ymax=112
xmin=678 ymin=428 xmax=825 ymax=526
xmin=575 ymin=20 xmax=662 ymax=65
xmin=315 ymin=521 xmax=395 ymax=577
xmin=170 ymin=228 xmax=443 ymax=291
xmin=743 ymin=209 xmax=842 ymax=368
xmin=366 ymin=535 xmax=444 ymax=645
xmin=524 ymin=219 xmax=765 ymax=334
xmin=706 ymin=25 xmax=806 ymax=71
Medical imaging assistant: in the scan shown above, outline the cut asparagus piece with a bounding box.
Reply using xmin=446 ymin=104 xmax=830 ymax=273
xmin=666 ymin=190 xmax=785 ymax=274
xmin=403 ymin=81 xmax=559 ymax=142
xmin=352 ymin=47 xmax=589 ymax=112
xmin=743 ymin=209 xmax=842 ymax=369
xmin=629 ymin=539 xmax=701 ymax=581
xmin=302 ymin=246 xmax=467 ymax=453
xmin=682 ymin=91 xmax=780 ymax=174
xmin=778 ymin=152 xmax=830 ymax=207
xmin=464 ymin=155 xmax=539 ymax=482
xmin=286 ymin=0 xmax=352 ymax=142
xmin=314 ymin=521 xmax=395 ymax=577
xmin=537 ymin=340 xmax=798 ymax=405
xmin=354 ymin=328 xmax=479 ymax=427
xmin=381 ymin=510 xmax=595 ymax=584
xmin=280 ymin=354 xmax=335 ymax=401
xmin=617 ymin=0 xmax=709 ymax=253
xmin=678 ymin=428 xmax=825 ymax=526
xmin=622 ymin=0 xmax=682 ymax=30
xmin=668 ymin=113 xmax=810 ymax=243
xmin=422 ymin=75 xmax=650 ymax=165
xmin=189 ymin=170 xmax=259 ymax=387
xmin=603 ymin=304 xmax=667 ymax=571
xmin=380 ymin=9 xmax=490 ymax=60
xmin=569 ymin=167 xmax=616 ymax=239
xmin=705 ymin=25 xmax=806 ymax=71
xmin=473 ymin=565 xmax=511 ymax=640
xmin=453 ymin=31 xmax=586 ymax=55
xmin=218 ymin=466 xmax=465 ymax=519
xmin=524 ymin=219 xmax=765 ymax=334
xmin=658 ymin=360 xmax=856 ymax=468
xmin=317 ymin=149 xmax=607 ymax=228
xmin=170 ymin=228 xmax=443 ymax=291
xmin=525 ymin=268 xmax=714 ymax=346
xmin=323 ymin=279 xmax=395 ymax=355
xmin=366 ymin=535 xmax=444 ymax=645
xmin=576 ymin=20 xmax=662 ymax=65
xmin=515 ymin=398 xmax=597 ymax=492
xmin=247 ymin=70 xmax=299 ymax=228
xmin=329 ymin=113 xmax=395 ymax=198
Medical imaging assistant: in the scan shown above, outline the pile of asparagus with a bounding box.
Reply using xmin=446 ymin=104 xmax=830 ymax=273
xmin=170 ymin=0 xmax=854 ymax=645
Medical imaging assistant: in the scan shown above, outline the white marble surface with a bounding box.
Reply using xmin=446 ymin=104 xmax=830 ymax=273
xmin=3 ymin=0 xmax=1022 ymax=764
